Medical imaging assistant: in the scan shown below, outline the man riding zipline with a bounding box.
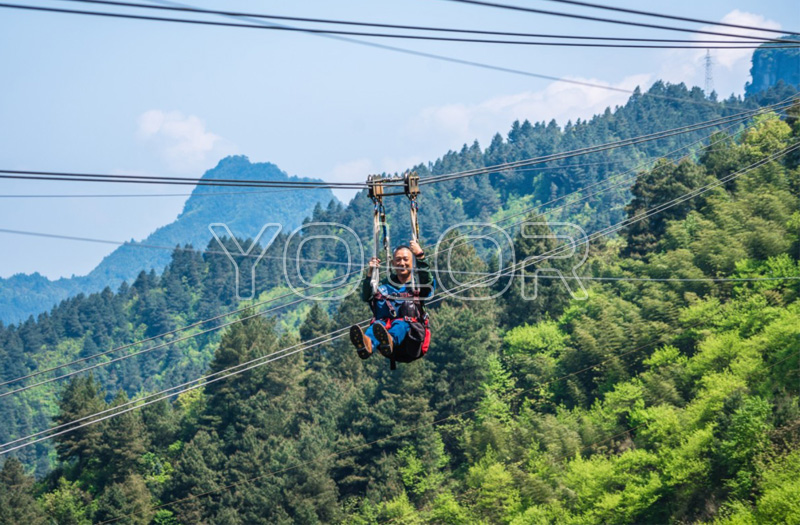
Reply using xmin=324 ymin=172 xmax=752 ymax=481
xmin=350 ymin=239 xmax=435 ymax=369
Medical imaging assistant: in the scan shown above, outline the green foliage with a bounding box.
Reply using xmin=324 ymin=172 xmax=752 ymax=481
xmin=41 ymin=478 xmax=93 ymax=525
xmin=3 ymin=87 xmax=800 ymax=524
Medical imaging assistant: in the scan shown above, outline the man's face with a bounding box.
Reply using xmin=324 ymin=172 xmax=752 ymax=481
xmin=393 ymin=248 xmax=413 ymax=281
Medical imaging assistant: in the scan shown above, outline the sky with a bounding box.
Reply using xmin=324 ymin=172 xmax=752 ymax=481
xmin=0 ymin=0 xmax=798 ymax=279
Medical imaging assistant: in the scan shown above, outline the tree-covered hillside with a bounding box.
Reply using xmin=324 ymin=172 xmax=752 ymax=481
xmin=0 ymin=86 xmax=798 ymax=524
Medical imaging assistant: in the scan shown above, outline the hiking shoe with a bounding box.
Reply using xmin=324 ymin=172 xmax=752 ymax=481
xmin=350 ymin=325 xmax=372 ymax=360
xmin=372 ymin=322 xmax=394 ymax=358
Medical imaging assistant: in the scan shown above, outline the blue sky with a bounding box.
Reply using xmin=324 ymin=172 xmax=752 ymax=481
xmin=0 ymin=0 xmax=798 ymax=279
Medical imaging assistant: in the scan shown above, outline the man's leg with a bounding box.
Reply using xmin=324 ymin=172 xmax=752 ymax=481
xmin=364 ymin=322 xmax=383 ymax=350
xmin=387 ymin=320 xmax=410 ymax=347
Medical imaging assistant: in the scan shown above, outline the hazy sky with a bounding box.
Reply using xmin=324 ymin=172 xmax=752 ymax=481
xmin=1 ymin=0 xmax=798 ymax=279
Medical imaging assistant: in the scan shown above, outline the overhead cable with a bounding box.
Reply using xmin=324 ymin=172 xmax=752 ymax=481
xmin=0 ymin=169 xmax=367 ymax=189
xmin=0 ymin=324 xmax=361 ymax=455
xmin=2 ymin=2 xmax=793 ymax=49
xmin=59 ymin=0 xmax=794 ymax=44
xmin=544 ymin=0 xmax=799 ymax=36
xmin=0 ymin=277 xmax=357 ymax=399
xmin=421 ymin=97 xmax=798 ymax=184
xmin=443 ymin=0 xmax=800 ymax=44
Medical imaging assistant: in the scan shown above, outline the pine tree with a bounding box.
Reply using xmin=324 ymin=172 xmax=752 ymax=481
xmin=94 ymin=474 xmax=154 ymax=525
xmin=54 ymin=375 xmax=107 ymax=470
xmin=99 ymin=391 xmax=149 ymax=485
xmin=0 ymin=458 xmax=46 ymax=524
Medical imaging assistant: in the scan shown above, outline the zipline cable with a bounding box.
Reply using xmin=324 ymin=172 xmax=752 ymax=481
xmin=442 ymin=0 xmax=800 ymax=44
xmin=0 ymin=188 xmax=307 ymax=199
xmin=424 ymin=98 xmax=797 ymax=183
xmin=485 ymin=107 xmax=776 ymax=228
xmin=0 ymin=169 xmax=368 ymax=189
xmin=2 ymin=97 xmax=791 ymax=195
xmin=59 ymin=0 xmax=795 ymax=45
xmin=2 ymin=2 xmax=794 ymax=49
xmin=434 ymin=141 xmax=800 ymax=302
xmin=544 ymin=0 xmax=800 ymax=36
xmin=0 ymin=276 xmax=359 ymax=398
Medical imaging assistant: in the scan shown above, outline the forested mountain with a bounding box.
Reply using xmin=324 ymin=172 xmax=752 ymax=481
xmin=0 ymin=157 xmax=335 ymax=325
xmin=0 ymin=83 xmax=799 ymax=524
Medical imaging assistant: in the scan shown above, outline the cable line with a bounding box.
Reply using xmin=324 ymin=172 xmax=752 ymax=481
xmin=58 ymin=0 xmax=794 ymax=45
xmin=2 ymin=2 xmax=791 ymax=49
xmin=412 ymin=139 xmax=800 ymax=308
xmin=0 ymin=187 xmax=306 ymax=199
xmin=442 ymin=0 xmax=800 ymax=44
xmin=2 ymin=97 xmax=791 ymax=196
xmin=421 ymin=98 xmax=797 ymax=184
xmin=484 ymin=99 xmax=794 ymax=233
xmin=544 ymin=0 xmax=799 ymax=36
xmin=0 ymin=169 xmax=367 ymax=189
xmin=0 ymin=324 xmax=359 ymax=454
xmin=429 ymin=270 xmax=800 ymax=283
xmin=425 ymin=97 xmax=797 ymax=183
xmin=0 ymin=278 xmax=357 ymax=399
xmin=449 ymin=141 xmax=800 ymax=298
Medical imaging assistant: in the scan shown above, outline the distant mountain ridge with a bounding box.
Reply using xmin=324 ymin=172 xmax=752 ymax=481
xmin=0 ymin=156 xmax=336 ymax=324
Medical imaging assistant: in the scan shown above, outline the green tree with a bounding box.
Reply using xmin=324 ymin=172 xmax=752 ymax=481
xmin=54 ymin=375 xmax=107 ymax=471
xmin=99 ymin=391 xmax=149 ymax=485
xmin=623 ymin=159 xmax=713 ymax=259
xmin=94 ymin=474 xmax=154 ymax=525
xmin=0 ymin=458 xmax=46 ymax=525
xmin=41 ymin=478 xmax=93 ymax=525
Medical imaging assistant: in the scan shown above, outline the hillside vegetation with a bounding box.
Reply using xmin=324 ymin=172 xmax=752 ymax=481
xmin=0 ymin=87 xmax=799 ymax=524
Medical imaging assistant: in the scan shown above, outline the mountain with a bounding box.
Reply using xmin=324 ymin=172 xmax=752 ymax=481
xmin=0 ymin=156 xmax=336 ymax=324
xmin=745 ymin=34 xmax=800 ymax=96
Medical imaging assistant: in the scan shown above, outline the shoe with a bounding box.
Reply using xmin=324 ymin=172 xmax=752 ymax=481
xmin=350 ymin=325 xmax=372 ymax=360
xmin=372 ymin=322 xmax=394 ymax=358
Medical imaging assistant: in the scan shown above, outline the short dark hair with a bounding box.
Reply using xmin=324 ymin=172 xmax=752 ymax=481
xmin=393 ymin=245 xmax=412 ymax=257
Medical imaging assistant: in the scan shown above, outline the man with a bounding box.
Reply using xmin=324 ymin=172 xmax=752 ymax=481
xmin=350 ymin=239 xmax=434 ymax=362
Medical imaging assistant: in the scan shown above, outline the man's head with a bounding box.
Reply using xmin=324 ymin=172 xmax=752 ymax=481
xmin=393 ymin=245 xmax=414 ymax=282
